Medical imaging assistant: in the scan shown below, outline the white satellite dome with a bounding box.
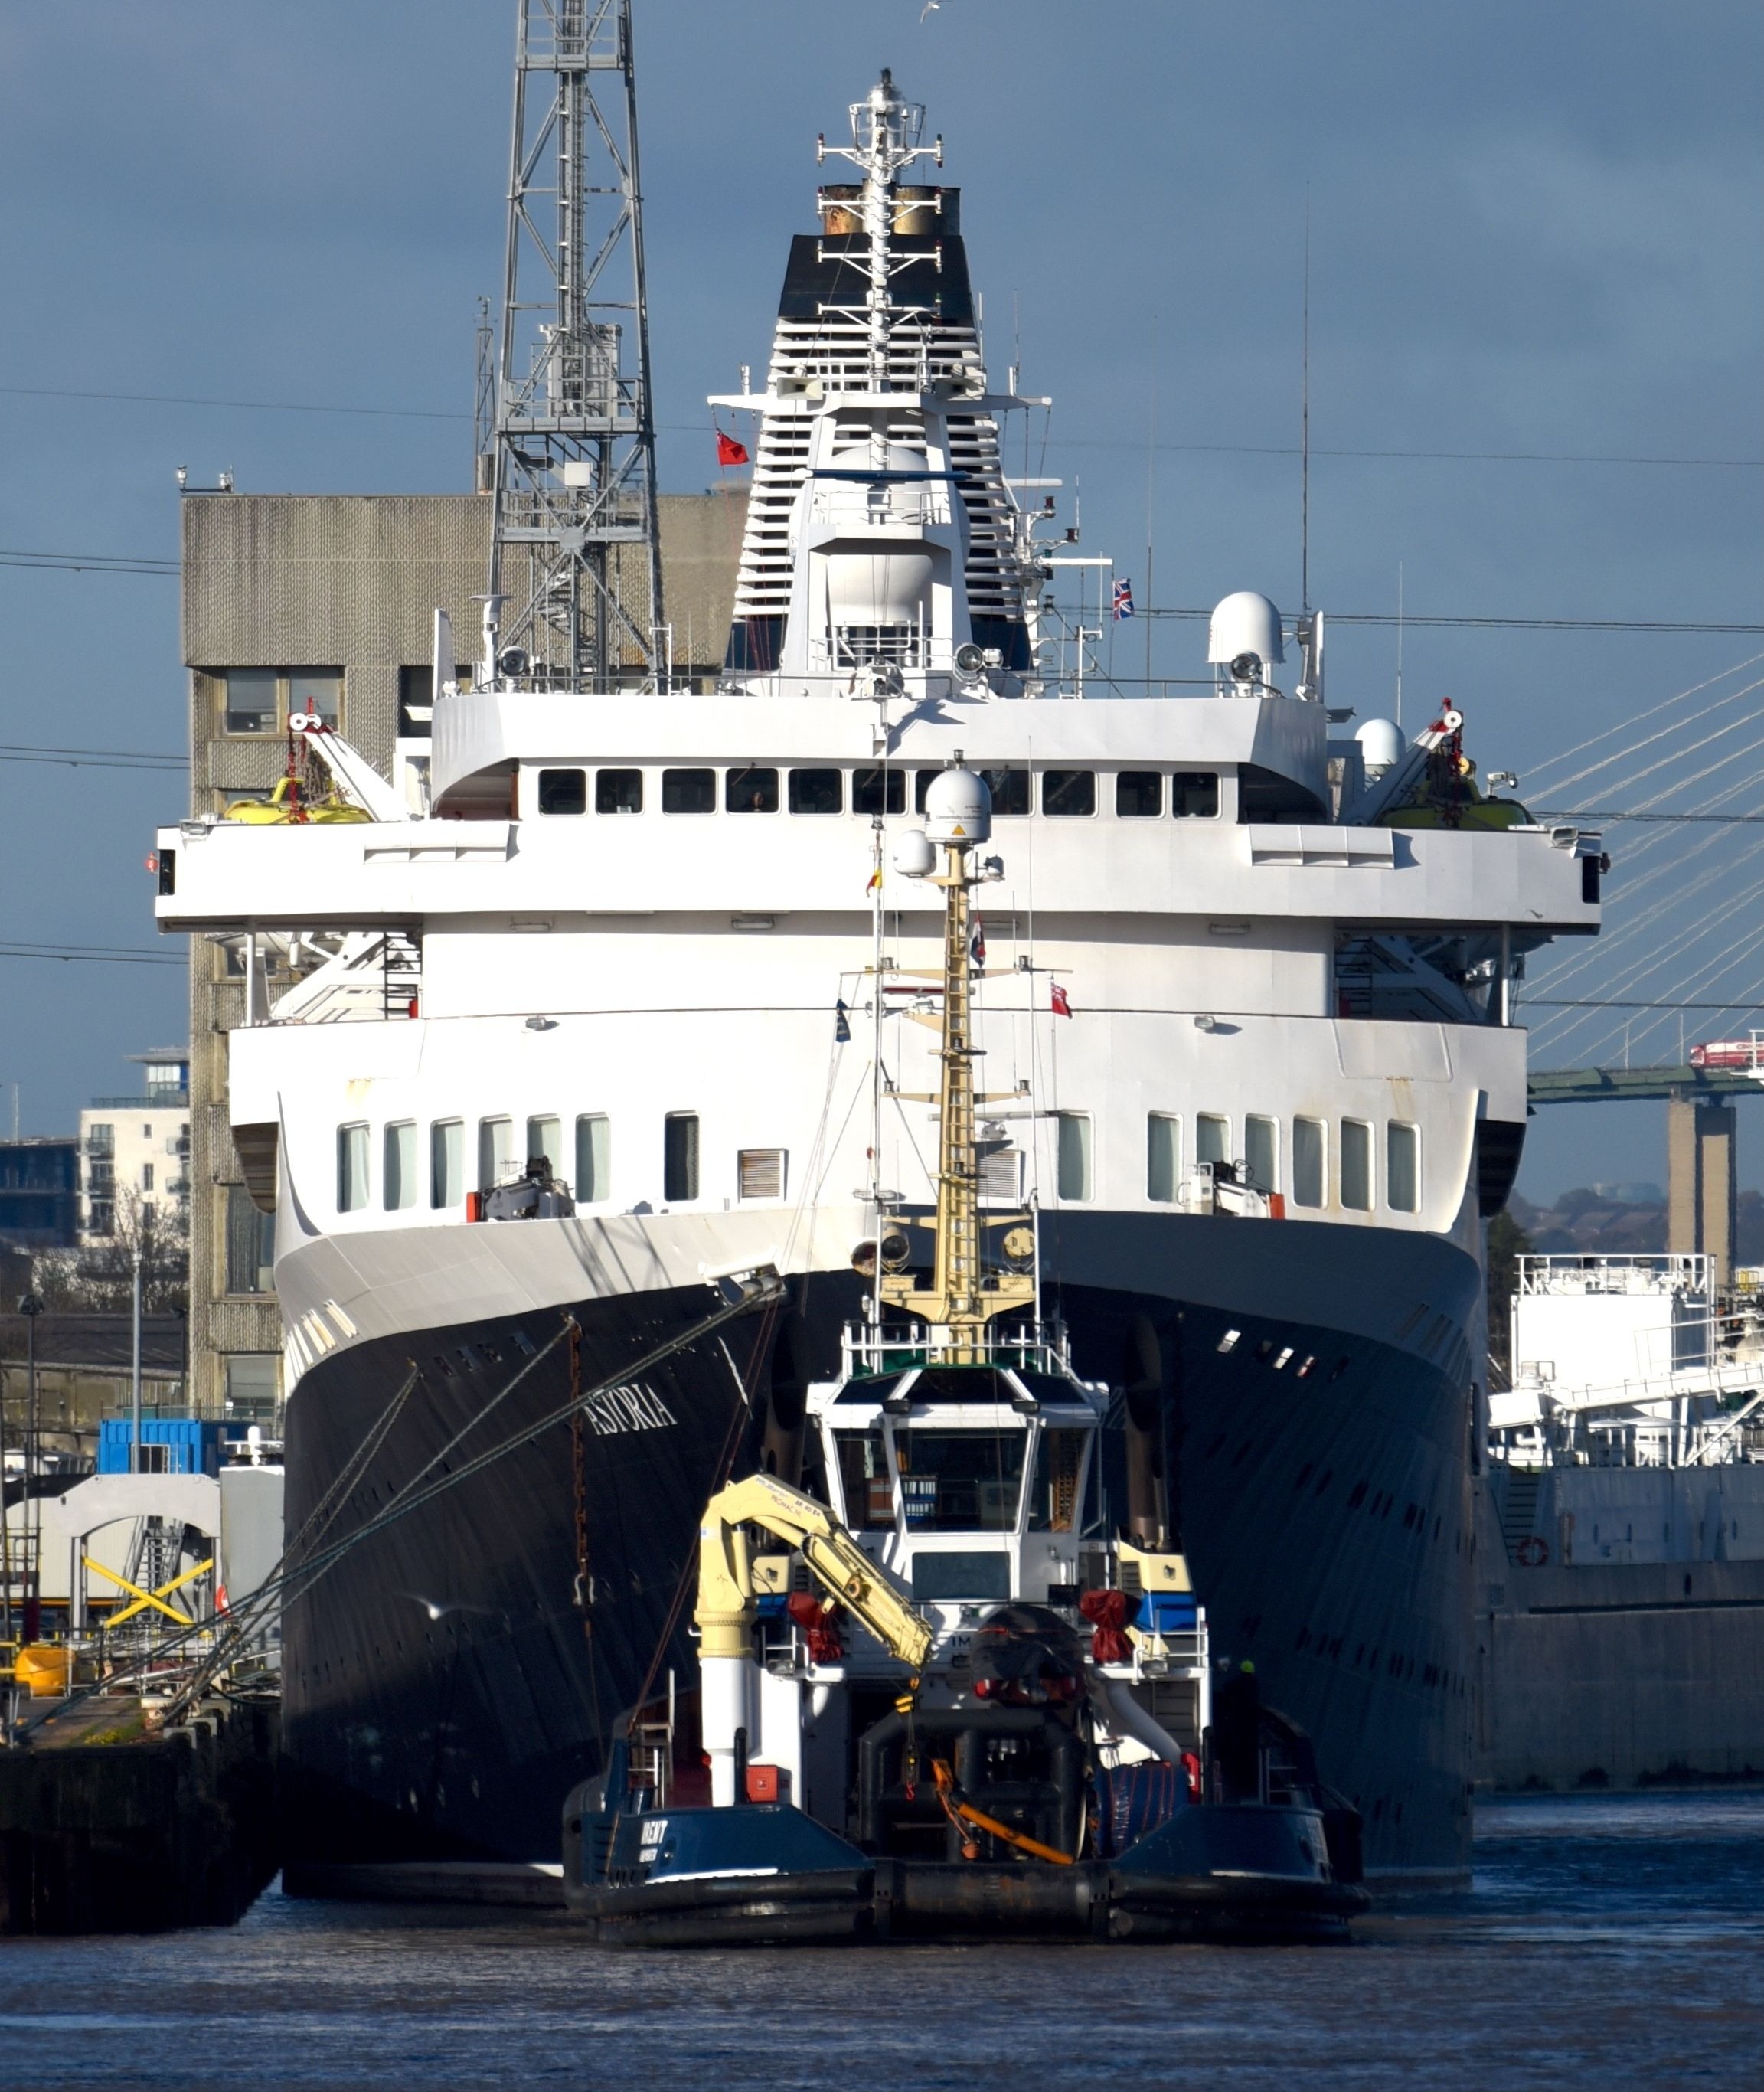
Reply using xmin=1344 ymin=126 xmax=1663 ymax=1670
xmin=1207 ymin=590 xmax=1285 ymax=672
xmin=1355 ymin=717 xmax=1405 ymax=777
xmin=892 ymin=829 xmax=937 ymax=878
xmin=923 ymin=766 xmax=991 ymax=846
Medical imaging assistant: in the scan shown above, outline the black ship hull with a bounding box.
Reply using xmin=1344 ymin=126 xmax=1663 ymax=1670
xmin=279 ymin=1213 xmax=1480 ymax=1878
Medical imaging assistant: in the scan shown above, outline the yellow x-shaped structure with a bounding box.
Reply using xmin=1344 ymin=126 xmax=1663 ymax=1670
xmin=84 ymin=1554 xmax=215 ymax=1628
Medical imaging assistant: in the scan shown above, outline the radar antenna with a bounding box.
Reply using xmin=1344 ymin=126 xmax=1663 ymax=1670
xmin=487 ymin=0 xmax=664 ymax=691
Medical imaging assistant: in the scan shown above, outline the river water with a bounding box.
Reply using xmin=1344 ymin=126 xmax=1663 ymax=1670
xmin=1 ymin=1790 xmax=1758 ymax=2090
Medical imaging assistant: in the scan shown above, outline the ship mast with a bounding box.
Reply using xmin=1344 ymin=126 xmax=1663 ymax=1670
xmin=486 ymin=0 xmax=664 ymax=691
xmin=817 ymin=69 xmax=942 ymax=391
xmin=880 ymin=773 xmax=1037 ymax=1364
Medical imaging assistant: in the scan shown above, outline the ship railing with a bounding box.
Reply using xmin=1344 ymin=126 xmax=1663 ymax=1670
xmin=838 ymin=1319 xmax=1071 ymax=1378
xmin=1516 ymin=1252 xmax=1714 ymax=1296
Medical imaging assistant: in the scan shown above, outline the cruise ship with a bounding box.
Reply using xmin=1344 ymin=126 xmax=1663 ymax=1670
xmin=153 ymin=71 xmax=1602 ymax=1881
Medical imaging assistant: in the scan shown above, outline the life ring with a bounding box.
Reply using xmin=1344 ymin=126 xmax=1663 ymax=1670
xmin=1515 ymin=1535 xmax=1549 ymax=1567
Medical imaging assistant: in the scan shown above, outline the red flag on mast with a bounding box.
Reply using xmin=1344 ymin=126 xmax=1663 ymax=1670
xmin=1050 ymin=982 xmax=1073 ymax=1018
xmin=716 ymin=430 xmax=750 ymax=467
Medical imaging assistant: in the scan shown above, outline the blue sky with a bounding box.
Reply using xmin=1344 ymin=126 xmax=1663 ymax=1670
xmin=0 ymin=0 xmax=1759 ymax=1200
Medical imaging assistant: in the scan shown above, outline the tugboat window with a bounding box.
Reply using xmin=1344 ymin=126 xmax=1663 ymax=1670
xmin=893 ymin=1428 xmax=1027 ymax=1531
xmin=1292 ymin=1116 xmax=1325 ymax=1208
xmin=662 ymin=767 xmax=715 ymax=812
xmin=430 ymin=1120 xmax=463 ymax=1208
xmin=789 ymin=767 xmax=843 ymax=813
xmin=537 ymin=768 xmax=586 ymax=815
xmin=1341 ymin=1120 xmax=1374 ymax=1211
xmin=1029 ymin=1428 xmax=1086 ymax=1531
xmin=1147 ymin=1113 xmax=1181 ymax=1202
xmin=834 ymin=1428 xmax=894 ymax=1528
xmin=383 ymin=1121 xmax=417 ymax=1211
xmin=1043 ymin=769 xmax=1096 ymax=818
xmin=576 ymin=1114 xmax=610 ymax=1202
xmin=596 ymin=768 xmax=643 ymax=814
xmin=337 ymin=1123 xmax=369 ymax=1212
xmin=1117 ymin=770 xmax=1163 ymax=817
xmin=664 ymin=1113 xmax=700 ymax=1201
xmin=852 ymin=767 xmax=905 ymax=814
xmin=1387 ymin=1121 xmax=1419 ymax=1212
xmin=725 ymin=766 xmax=779 ymax=812
xmin=1171 ymin=770 xmax=1221 ymax=819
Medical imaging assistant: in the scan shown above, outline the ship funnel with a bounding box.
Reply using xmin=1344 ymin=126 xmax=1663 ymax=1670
xmin=924 ymin=766 xmax=991 ymax=846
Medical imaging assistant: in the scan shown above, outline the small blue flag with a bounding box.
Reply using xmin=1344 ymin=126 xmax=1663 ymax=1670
xmin=835 ymin=999 xmax=851 ymax=1043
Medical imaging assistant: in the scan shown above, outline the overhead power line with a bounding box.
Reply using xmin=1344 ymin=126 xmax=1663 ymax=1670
xmin=0 ymin=941 xmax=183 ymax=969
xmin=0 ymin=741 xmax=183 ymax=771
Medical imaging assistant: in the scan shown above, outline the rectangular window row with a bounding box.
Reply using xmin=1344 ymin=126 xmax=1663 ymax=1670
xmin=533 ymin=765 xmax=1221 ymax=821
xmin=335 ymin=1112 xmax=789 ymax=1214
xmin=1139 ymin=1113 xmax=1420 ymax=1214
xmin=219 ymin=667 xmax=344 ymax=736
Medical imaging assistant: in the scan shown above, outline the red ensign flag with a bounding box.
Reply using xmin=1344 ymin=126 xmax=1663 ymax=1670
xmin=716 ymin=431 xmax=750 ymax=466
xmin=1050 ymin=982 xmax=1073 ymax=1018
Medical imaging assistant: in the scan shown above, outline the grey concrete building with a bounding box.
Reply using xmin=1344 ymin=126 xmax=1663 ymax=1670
xmin=179 ymin=488 xmax=745 ymax=1424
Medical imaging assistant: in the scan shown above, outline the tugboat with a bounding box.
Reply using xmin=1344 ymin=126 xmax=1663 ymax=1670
xmin=563 ymin=768 xmax=1367 ymax=1943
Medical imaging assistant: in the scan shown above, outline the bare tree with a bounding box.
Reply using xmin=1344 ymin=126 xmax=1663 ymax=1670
xmin=32 ymin=1190 xmax=188 ymax=1316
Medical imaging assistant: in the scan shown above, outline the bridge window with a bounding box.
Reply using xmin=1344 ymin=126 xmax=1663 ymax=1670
xmin=664 ymin=1113 xmax=700 ymax=1201
xmin=788 ymin=767 xmax=843 ymax=813
xmin=894 ymin=1427 xmax=1028 ymax=1531
xmin=536 ymin=768 xmax=586 ymax=815
xmin=596 ymin=768 xmax=643 ymax=814
xmin=662 ymin=767 xmax=715 ymax=813
xmin=726 ymin=766 xmax=779 ymax=813
xmin=852 ymin=766 xmax=905 ymax=815
xmin=1341 ymin=1120 xmax=1374 ymax=1211
xmin=430 ymin=1120 xmax=464 ymax=1208
xmin=1117 ymin=771 xmax=1163 ymax=817
xmin=1292 ymin=1118 xmax=1326 ymax=1208
xmin=1171 ymin=771 xmax=1220 ymax=819
xmin=576 ymin=1114 xmax=610 ymax=1203
xmin=383 ymin=1122 xmax=417 ymax=1211
xmin=1246 ymin=1115 xmax=1279 ymax=1195
xmin=337 ymin=1123 xmax=369 ymax=1212
xmin=1147 ymin=1113 xmax=1181 ymax=1202
xmin=1043 ymin=769 xmax=1096 ymax=818
xmin=834 ymin=1428 xmax=894 ymax=1529
xmin=1057 ymin=1113 xmax=1092 ymax=1201
xmin=1387 ymin=1122 xmax=1419 ymax=1212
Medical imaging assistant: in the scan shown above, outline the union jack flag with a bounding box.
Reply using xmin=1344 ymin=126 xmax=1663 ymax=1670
xmin=1112 ymin=578 xmax=1135 ymax=620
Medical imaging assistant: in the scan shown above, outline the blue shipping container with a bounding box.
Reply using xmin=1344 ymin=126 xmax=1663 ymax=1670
xmin=97 ymin=1417 xmax=223 ymax=1478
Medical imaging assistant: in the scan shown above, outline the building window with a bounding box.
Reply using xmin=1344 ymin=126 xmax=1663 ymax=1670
xmin=226 ymin=1184 xmax=276 ymax=1293
xmin=1171 ymin=771 xmax=1220 ymax=819
xmin=140 ymin=1162 xmax=155 ymax=1191
xmin=337 ymin=1123 xmax=369 ymax=1211
xmin=1341 ymin=1120 xmax=1373 ymax=1211
xmin=224 ymin=1353 xmax=280 ymax=1425
xmin=431 ymin=1120 xmax=464 ymax=1208
xmin=738 ymin=1148 xmax=786 ymax=1200
xmin=398 ymin=665 xmax=433 ymax=737
xmin=664 ymin=1113 xmax=700 ymax=1201
xmin=1196 ymin=1114 xmax=1230 ymax=1172
xmin=1147 ymin=1113 xmax=1181 ymax=1203
xmin=662 ymin=767 xmax=715 ymax=813
xmin=478 ymin=1116 xmax=516 ymax=1191
xmin=288 ymin=668 xmax=342 ymax=729
xmin=527 ymin=1115 xmax=562 ymax=1174
xmin=596 ymin=768 xmax=643 ymax=814
xmin=142 ymin=1123 xmax=152 ymax=1140
xmin=1387 ymin=1122 xmax=1420 ymax=1213
xmin=1117 ymin=771 xmax=1162 ymax=817
xmin=576 ymin=1114 xmax=610 ymax=1202
xmin=1292 ymin=1117 xmax=1326 ymax=1208
xmin=87 ymin=1123 xmax=114 ymax=1156
xmin=1043 ymin=770 xmax=1097 ymax=818
xmin=853 ymin=767 xmax=905 ymax=815
xmin=726 ymin=766 xmax=779 ymax=813
xmin=789 ymin=769 xmax=842 ymax=814
xmin=384 ymin=1122 xmax=417 ymax=1211
xmin=222 ymin=668 xmax=279 ymax=734
xmin=537 ymin=768 xmax=587 ymax=815
xmin=1056 ymin=1113 xmax=1092 ymax=1201
xmin=89 ymin=1202 xmax=115 ymax=1237
xmin=1245 ymin=1115 xmax=1279 ymax=1195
